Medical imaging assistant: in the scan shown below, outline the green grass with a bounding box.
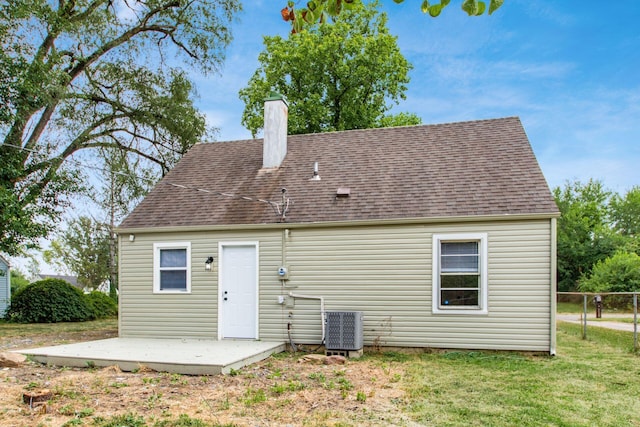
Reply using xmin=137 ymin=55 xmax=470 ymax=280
xmin=401 ymin=322 xmax=640 ymax=426
xmin=557 ymin=301 xmax=584 ymax=313
xmin=0 ymin=317 xmax=117 ymax=338
xmin=592 ymin=317 xmax=637 ymax=324
xmin=4 ymin=314 xmax=640 ymax=426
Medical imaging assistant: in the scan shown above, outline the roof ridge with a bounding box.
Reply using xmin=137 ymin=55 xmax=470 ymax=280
xmin=199 ymin=116 xmax=521 ymax=145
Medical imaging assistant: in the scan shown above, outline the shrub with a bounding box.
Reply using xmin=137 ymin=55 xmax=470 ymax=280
xmin=579 ymin=252 xmax=640 ymax=293
xmin=579 ymin=251 xmax=640 ymax=309
xmin=85 ymin=291 xmax=118 ymax=319
xmin=6 ymin=278 xmax=95 ymax=323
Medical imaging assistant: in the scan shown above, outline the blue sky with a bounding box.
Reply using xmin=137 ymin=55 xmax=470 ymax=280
xmin=193 ymin=0 xmax=640 ymax=193
xmin=14 ymin=1 xmax=640 ymax=274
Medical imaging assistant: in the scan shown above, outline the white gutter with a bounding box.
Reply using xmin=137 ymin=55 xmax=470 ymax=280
xmin=550 ymin=217 xmax=558 ymax=356
xmin=288 ymin=292 xmax=326 ymax=343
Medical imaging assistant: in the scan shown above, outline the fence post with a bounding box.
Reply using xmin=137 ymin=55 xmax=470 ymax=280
xmin=634 ymin=293 xmax=638 ymax=352
xmin=583 ymin=293 xmax=588 ymax=340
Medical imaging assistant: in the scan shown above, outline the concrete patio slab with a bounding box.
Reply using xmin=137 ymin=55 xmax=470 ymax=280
xmin=16 ymin=338 xmax=286 ymax=375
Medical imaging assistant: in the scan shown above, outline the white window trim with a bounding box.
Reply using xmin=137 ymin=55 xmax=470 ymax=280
xmin=432 ymin=233 xmax=488 ymax=315
xmin=153 ymin=242 xmax=192 ymax=294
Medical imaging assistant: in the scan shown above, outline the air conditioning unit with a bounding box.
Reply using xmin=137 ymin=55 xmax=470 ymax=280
xmin=325 ymin=311 xmax=363 ymax=350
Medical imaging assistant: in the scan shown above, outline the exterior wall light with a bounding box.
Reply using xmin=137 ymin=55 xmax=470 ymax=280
xmin=205 ymin=256 xmax=214 ymax=271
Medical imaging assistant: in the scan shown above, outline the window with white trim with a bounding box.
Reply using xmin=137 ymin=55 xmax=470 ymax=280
xmin=153 ymin=242 xmax=191 ymax=293
xmin=432 ymin=233 xmax=487 ymax=314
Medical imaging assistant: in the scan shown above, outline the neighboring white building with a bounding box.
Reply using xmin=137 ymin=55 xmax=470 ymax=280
xmin=38 ymin=274 xmax=110 ymax=294
xmin=0 ymin=255 xmax=10 ymax=318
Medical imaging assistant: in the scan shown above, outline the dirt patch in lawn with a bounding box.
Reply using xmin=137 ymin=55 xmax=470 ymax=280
xmin=0 ymin=328 xmax=412 ymax=426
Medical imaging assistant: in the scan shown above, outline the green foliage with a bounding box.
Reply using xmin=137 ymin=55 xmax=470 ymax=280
xmin=0 ymin=0 xmax=241 ymax=256
xmin=554 ymin=180 xmax=640 ymax=292
xmin=5 ymin=278 xmax=94 ymax=323
xmin=376 ymin=112 xmax=423 ymax=128
xmin=94 ymin=413 xmax=146 ymax=427
xmin=610 ymin=186 xmax=640 ymax=236
xmin=9 ymin=268 xmax=29 ymax=295
xmin=281 ymin=0 xmax=504 ymax=33
xmin=240 ymin=1 xmax=419 ymax=137
xmin=579 ymin=252 xmax=640 ymax=293
xmin=554 ymin=180 xmax=621 ymax=291
xmin=85 ymin=291 xmax=117 ymax=319
xmin=43 ymin=216 xmax=110 ymax=291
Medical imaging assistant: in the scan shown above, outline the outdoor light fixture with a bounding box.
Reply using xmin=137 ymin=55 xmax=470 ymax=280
xmin=129 ymin=234 xmax=135 ymax=242
xmin=205 ymin=256 xmax=214 ymax=271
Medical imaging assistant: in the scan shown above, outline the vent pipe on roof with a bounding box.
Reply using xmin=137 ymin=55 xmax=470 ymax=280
xmin=309 ymin=161 xmax=321 ymax=181
xmin=263 ymin=92 xmax=288 ymax=169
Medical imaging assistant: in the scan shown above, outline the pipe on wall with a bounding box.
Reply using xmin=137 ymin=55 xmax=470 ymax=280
xmin=288 ymin=292 xmax=325 ymax=343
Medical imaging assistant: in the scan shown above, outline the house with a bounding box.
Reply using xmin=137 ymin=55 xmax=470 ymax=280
xmin=38 ymin=274 xmax=110 ymax=294
xmin=0 ymin=255 xmax=10 ymax=318
xmin=117 ymin=96 xmax=560 ymax=354
xmin=38 ymin=274 xmax=80 ymax=289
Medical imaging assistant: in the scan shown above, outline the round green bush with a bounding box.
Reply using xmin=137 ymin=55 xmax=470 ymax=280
xmin=85 ymin=291 xmax=118 ymax=319
xmin=6 ymin=278 xmax=95 ymax=323
xmin=579 ymin=251 xmax=640 ymax=309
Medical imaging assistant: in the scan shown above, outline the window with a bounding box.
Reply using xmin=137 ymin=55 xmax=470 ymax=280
xmin=432 ymin=233 xmax=487 ymax=314
xmin=153 ymin=242 xmax=191 ymax=293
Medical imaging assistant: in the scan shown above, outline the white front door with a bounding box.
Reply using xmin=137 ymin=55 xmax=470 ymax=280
xmin=219 ymin=243 xmax=258 ymax=339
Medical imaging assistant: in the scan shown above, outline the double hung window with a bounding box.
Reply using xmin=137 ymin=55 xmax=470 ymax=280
xmin=432 ymin=233 xmax=487 ymax=314
xmin=153 ymin=242 xmax=191 ymax=293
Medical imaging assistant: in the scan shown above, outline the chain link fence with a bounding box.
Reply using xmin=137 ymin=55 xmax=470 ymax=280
xmin=557 ymin=292 xmax=640 ymax=351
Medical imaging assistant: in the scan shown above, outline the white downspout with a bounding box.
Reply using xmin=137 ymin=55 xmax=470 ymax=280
xmin=288 ymin=292 xmax=326 ymax=343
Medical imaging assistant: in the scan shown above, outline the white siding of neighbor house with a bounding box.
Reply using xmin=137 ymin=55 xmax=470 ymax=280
xmin=0 ymin=258 xmax=9 ymax=318
xmin=118 ymin=219 xmax=554 ymax=352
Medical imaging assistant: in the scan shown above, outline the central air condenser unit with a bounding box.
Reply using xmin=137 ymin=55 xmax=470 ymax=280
xmin=325 ymin=311 xmax=363 ymax=350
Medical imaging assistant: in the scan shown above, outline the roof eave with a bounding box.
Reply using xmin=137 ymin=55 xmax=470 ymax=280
xmin=116 ymin=211 xmax=560 ymax=235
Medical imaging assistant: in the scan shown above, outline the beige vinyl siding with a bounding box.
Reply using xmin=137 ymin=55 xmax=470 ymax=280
xmin=279 ymin=219 xmax=553 ymax=351
xmin=119 ymin=218 xmax=553 ymax=352
xmin=119 ymin=230 xmax=283 ymax=339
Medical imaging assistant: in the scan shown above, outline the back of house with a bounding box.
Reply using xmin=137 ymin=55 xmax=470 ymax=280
xmin=117 ymin=98 xmax=560 ymax=354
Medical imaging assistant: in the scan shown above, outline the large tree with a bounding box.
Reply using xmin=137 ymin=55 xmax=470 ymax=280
xmin=239 ymin=1 xmax=420 ymax=137
xmin=610 ymin=186 xmax=640 ymax=237
xmin=98 ymin=147 xmax=156 ymax=298
xmin=281 ymin=0 xmax=505 ymax=33
xmin=43 ymin=216 xmax=110 ymax=290
xmin=0 ymin=0 xmax=241 ymax=256
xmin=553 ymin=180 xmax=634 ymax=292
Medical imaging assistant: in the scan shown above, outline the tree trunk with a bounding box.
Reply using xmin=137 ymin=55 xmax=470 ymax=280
xmin=108 ymin=179 xmax=118 ymax=300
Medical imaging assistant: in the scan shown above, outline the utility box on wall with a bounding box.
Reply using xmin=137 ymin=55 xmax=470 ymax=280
xmin=325 ymin=311 xmax=363 ymax=351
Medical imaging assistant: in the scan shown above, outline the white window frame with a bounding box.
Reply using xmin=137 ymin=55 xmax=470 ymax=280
xmin=153 ymin=242 xmax=191 ymax=294
xmin=432 ymin=233 xmax=488 ymax=315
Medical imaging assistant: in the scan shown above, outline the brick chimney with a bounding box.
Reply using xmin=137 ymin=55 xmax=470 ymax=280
xmin=263 ymin=92 xmax=288 ymax=169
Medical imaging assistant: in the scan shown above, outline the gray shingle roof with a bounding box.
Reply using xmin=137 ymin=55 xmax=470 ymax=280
xmin=119 ymin=117 xmax=559 ymax=229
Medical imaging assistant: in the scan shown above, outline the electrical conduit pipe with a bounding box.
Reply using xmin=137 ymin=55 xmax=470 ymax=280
xmin=287 ymin=292 xmax=326 ymax=343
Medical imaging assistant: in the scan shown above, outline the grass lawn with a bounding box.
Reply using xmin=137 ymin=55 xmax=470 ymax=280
xmin=557 ymin=301 xmax=585 ymax=313
xmin=400 ymin=323 xmax=639 ymax=426
xmin=0 ymin=317 xmax=117 ymax=339
xmin=0 ymin=317 xmax=118 ymax=350
xmin=1 ymin=318 xmax=639 ymax=426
